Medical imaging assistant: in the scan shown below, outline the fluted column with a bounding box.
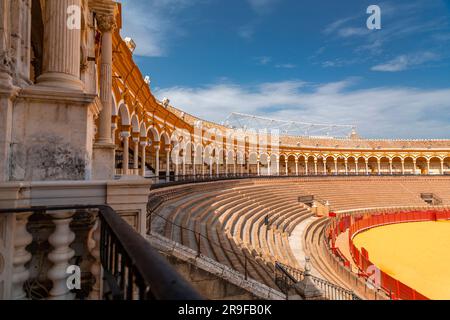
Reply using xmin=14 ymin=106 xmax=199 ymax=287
xmin=88 ymin=216 xmax=101 ymax=300
xmin=47 ymin=210 xmax=76 ymax=300
xmin=121 ymin=131 xmax=130 ymax=175
xmin=140 ymin=141 xmax=147 ymax=177
xmin=12 ymin=212 xmax=33 ymax=300
xmin=37 ymin=0 xmax=83 ymax=90
xmin=96 ymin=14 xmax=116 ymax=143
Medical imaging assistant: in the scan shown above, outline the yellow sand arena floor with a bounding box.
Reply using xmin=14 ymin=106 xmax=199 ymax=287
xmin=353 ymin=220 xmax=450 ymax=300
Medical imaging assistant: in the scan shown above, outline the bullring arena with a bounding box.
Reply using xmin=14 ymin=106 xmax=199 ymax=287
xmin=0 ymin=1 xmax=450 ymax=302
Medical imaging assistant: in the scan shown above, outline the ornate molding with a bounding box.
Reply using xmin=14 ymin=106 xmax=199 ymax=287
xmin=96 ymin=14 xmax=116 ymax=33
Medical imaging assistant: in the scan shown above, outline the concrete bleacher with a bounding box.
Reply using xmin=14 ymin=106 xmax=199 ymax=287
xmin=148 ymin=176 xmax=450 ymax=292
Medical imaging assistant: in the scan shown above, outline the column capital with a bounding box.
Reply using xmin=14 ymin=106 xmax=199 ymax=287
xmin=96 ymin=14 xmax=117 ymax=33
xmin=120 ymin=131 xmax=130 ymax=138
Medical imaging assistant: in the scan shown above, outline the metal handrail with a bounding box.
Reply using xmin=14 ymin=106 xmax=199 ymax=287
xmin=0 ymin=205 xmax=203 ymax=300
xmin=275 ymin=262 xmax=360 ymax=300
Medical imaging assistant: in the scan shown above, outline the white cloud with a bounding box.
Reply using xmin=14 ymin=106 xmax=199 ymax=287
xmin=372 ymin=52 xmax=440 ymax=72
xmin=155 ymin=79 xmax=450 ymax=139
xmin=275 ymin=63 xmax=297 ymax=69
xmin=119 ymin=0 xmax=198 ymax=57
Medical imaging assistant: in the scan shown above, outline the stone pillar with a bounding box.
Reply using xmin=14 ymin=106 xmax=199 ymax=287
xmin=12 ymin=212 xmax=33 ymax=300
xmin=121 ymin=132 xmax=130 ymax=175
xmin=305 ymin=160 xmax=309 ymax=176
xmin=140 ymin=140 xmax=147 ymax=177
xmin=344 ymin=159 xmax=348 ymax=175
xmin=355 ymin=161 xmax=359 ymax=175
xmin=165 ymin=147 xmax=170 ymax=181
xmin=389 ymin=159 xmax=393 ymax=175
xmin=216 ymin=159 xmax=219 ymax=177
xmin=0 ymin=0 xmax=18 ymax=182
xmin=154 ymin=145 xmax=160 ymax=180
xmin=413 ymin=159 xmax=417 ymax=175
xmin=295 ymin=159 xmax=299 ymax=176
xmin=401 ymin=159 xmax=405 ymax=175
xmin=426 ymin=159 xmax=430 ymax=175
xmin=365 ymin=160 xmax=369 ymax=175
xmin=37 ymin=0 xmax=83 ymax=90
xmin=323 ymin=161 xmax=327 ymax=176
xmin=314 ymin=160 xmax=318 ymax=176
xmin=133 ymin=137 xmax=139 ymax=174
xmin=92 ymin=14 xmax=116 ymax=179
xmin=377 ymin=159 xmax=381 ymax=175
xmin=440 ymin=159 xmax=444 ymax=175
xmin=192 ymin=152 xmax=197 ymax=177
xmin=257 ymin=160 xmax=260 ymax=176
xmin=96 ymin=14 xmax=115 ymax=143
xmin=47 ymin=210 xmax=76 ymax=300
xmin=334 ymin=159 xmax=338 ymax=175
xmin=285 ymin=160 xmax=289 ymax=176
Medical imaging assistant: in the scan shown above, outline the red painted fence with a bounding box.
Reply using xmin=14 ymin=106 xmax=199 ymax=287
xmin=329 ymin=209 xmax=450 ymax=300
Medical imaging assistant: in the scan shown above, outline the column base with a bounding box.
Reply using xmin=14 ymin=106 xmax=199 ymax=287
xmin=36 ymin=72 xmax=84 ymax=92
xmin=92 ymin=142 xmax=116 ymax=180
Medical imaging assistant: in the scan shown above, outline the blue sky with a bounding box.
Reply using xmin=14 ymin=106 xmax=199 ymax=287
xmin=119 ymin=0 xmax=450 ymax=138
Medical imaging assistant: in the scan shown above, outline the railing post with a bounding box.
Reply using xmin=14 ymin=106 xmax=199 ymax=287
xmin=88 ymin=214 xmax=102 ymax=300
xmin=12 ymin=212 xmax=33 ymax=300
xmin=244 ymin=255 xmax=248 ymax=280
xmin=47 ymin=210 xmax=76 ymax=300
xmin=196 ymin=232 xmax=201 ymax=257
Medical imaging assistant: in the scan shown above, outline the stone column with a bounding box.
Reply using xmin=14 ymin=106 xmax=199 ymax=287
xmin=377 ymin=159 xmax=381 ymax=175
xmin=165 ymin=147 xmax=170 ymax=181
xmin=47 ymin=210 xmax=76 ymax=300
xmin=323 ymin=161 xmax=327 ymax=176
xmin=440 ymin=159 xmax=444 ymax=175
xmin=305 ymin=160 xmax=309 ymax=176
xmin=216 ymin=159 xmax=219 ymax=177
xmin=154 ymin=145 xmax=160 ymax=180
xmin=355 ymin=161 xmax=359 ymax=175
xmin=92 ymin=14 xmax=116 ymax=179
xmin=121 ymin=131 xmax=130 ymax=175
xmin=257 ymin=159 xmax=260 ymax=176
xmin=192 ymin=152 xmax=196 ymax=177
xmin=285 ymin=160 xmax=289 ymax=176
xmin=389 ymin=159 xmax=393 ymax=175
xmin=314 ymin=160 xmax=318 ymax=176
xmin=413 ymin=159 xmax=417 ymax=175
xmin=344 ymin=159 xmax=348 ymax=175
xmin=96 ymin=14 xmax=116 ymax=143
xmin=12 ymin=212 xmax=33 ymax=300
xmin=295 ymin=159 xmax=299 ymax=176
xmin=140 ymin=140 xmax=147 ymax=177
xmin=334 ymin=159 xmax=338 ymax=175
xmin=37 ymin=0 xmax=83 ymax=90
xmin=133 ymin=137 xmax=139 ymax=174
xmin=401 ymin=159 xmax=405 ymax=175
xmin=426 ymin=159 xmax=430 ymax=175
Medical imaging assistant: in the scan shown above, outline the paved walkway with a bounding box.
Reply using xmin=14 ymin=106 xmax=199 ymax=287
xmin=288 ymin=216 xmax=323 ymax=278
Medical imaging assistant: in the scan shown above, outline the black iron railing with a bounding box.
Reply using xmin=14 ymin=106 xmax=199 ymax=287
xmin=0 ymin=205 xmax=203 ymax=300
xmin=275 ymin=262 xmax=360 ymax=300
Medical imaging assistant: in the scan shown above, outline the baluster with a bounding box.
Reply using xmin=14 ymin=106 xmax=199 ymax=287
xmin=88 ymin=216 xmax=101 ymax=300
xmin=47 ymin=210 xmax=76 ymax=300
xmin=12 ymin=212 xmax=33 ymax=300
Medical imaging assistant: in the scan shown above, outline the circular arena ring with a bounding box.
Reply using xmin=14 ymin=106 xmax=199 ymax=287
xmin=327 ymin=209 xmax=450 ymax=300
